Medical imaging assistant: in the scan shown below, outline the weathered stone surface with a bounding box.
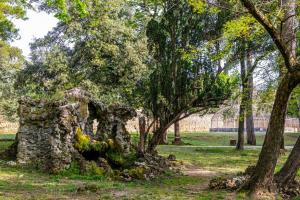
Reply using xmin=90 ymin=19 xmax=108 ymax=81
xmin=209 ymin=175 xmax=250 ymax=191
xmin=65 ymin=88 xmax=136 ymax=154
xmin=16 ymin=98 xmax=80 ymax=173
xmin=14 ymin=88 xmax=137 ymax=173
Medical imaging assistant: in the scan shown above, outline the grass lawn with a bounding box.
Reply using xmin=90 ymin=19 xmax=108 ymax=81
xmin=0 ymin=132 xmax=299 ymax=199
xmin=131 ymin=131 xmax=300 ymax=146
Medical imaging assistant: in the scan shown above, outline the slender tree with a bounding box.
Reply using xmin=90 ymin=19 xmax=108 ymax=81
xmin=240 ymin=0 xmax=300 ymax=195
xmin=173 ymin=121 xmax=182 ymax=145
xmin=245 ymin=49 xmax=256 ymax=145
xmin=236 ymin=42 xmax=247 ymax=150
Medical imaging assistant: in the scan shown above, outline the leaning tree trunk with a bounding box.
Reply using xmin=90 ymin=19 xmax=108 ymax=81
xmin=147 ymin=127 xmax=166 ymax=153
xmin=247 ymin=73 xmax=299 ymax=194
xmin=147 ymin=118 xmax=175 ymax=153
xmin=246 ymin=50 xmax=256 ymax=145
xmin=173 ymin=121 xmax=182 ymax=145
xmin=275 ymin=136 xmax=300 ymax=187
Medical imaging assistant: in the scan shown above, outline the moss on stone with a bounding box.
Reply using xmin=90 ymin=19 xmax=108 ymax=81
xmin=74 ymin=128 xmax=91 ymax=151
xmin=107 ymin=139 xmax=115 ymax=149
xmin=106 ymin=151 xmax=137 ymax=168
xmin=128 ymin=167 xmax=146 ymax=179
xmin=92 ymin=141 xmax=108 ymax=153
xmin=106 ymin=151 xmax=126 ymax=167
xmin=85 ymin=161 xmax=105 ymax=176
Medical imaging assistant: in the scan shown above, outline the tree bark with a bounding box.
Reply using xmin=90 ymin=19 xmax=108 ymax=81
xmin=159 ymin=130 xmax=168 ymax=144
xmin=138 ymin=116 xmax=146 ymax=155
xmin=281 ymin=0 xmax=297 ymax=58
xmin=237 ymin=102 xmax=245 ymax=150
xmin=246 ymin=50 xmax=256 ymax=145
xmin=246 ymin=73 xmax=299 ymax=193
xmin=275 ymin=136 xmax=300 ymax=186
xmin=173 ymin=121 xmax=182 ymax=145
xmin=147 ymin=127 xmax=166 ymax=153
xmin=237 ymin=45 xmax=246 ymax=150
xmin=239 ymin=0 xmax=300 ymax=195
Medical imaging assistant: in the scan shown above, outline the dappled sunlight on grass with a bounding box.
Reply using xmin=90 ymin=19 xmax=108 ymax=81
xmin=0 ymin=132 xmax=298 ymax=199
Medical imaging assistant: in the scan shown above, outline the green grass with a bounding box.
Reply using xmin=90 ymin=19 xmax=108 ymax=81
xmin=0 ymin=134 xmax=15 ymax=140
xmin=130 ymin=131 xmax=300 ymax=146
xmin=0 ymin=132 xmax=298 ymax=199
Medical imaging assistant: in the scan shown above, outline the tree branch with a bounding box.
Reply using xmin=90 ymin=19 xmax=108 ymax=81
xmin=240 ymin=0 xmax=297 ymax=71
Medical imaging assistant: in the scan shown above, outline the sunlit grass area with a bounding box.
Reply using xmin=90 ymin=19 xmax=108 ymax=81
xmin=131 ymin=131 xmax=300 ymax=146
xmin=0 ymin=132 xmax=298 ymax=199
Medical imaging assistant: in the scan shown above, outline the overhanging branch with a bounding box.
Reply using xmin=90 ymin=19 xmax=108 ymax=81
xmin=240 ymin=0 xmax=297 ymax=71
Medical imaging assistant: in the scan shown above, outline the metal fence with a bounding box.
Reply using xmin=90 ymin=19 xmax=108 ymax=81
xmin=210 ymin=117 xmax=300 ymax=133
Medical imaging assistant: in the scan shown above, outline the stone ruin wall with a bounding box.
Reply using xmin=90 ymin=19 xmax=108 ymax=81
xmin=16 ymin=99 xmax=80 ymax=173
xmin=14 ymin=89 xmax=137 ymax=173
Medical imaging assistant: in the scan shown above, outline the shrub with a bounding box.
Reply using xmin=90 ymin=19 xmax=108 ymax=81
xmin=128 ymin=167 xmax=146 ymax=179
xmin=86 ymin=161 xmax=105 ymax=176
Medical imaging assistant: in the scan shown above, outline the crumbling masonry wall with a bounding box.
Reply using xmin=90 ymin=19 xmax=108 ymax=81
xmin=14 ymin=88 xmax=137 ymax=173
xmin=16 ymin=98 xmax=80 ymax=173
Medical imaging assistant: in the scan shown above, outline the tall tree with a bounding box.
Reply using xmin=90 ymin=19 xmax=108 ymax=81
xmin=18 ymin=0 xmax=149 ymax=105
xmin=0 ymin=0 xmax=26 ymax=121
xmin=236 ymin=41 xmax=247 ymax=150
xmin=0 ymin=0 xmax=26 ymax=41
xmin=245 ymin=49 xmax=256 ymax=145
xmin=240 ymin=0 xmax=300 ymax=196
xmin=144 ymin=0 xmax=235 ymax=153
xmin=222 ymin=12 xmax=273 ymax=149
xmin=0 ymin=41 xmax=24 ymax=121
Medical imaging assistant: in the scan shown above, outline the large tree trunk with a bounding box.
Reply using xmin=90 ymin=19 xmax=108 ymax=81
xmin=246 ymin=113 xmax=256 ymax=145
xmin=239 ymin=0 xmax=299 ymax=195
xmin=274 ymin=0 xmax=299 ymax=187
xmin=147 ymin=127 xmax=165 ymax=153
xmin=281 ymin=0 xmax=297 ymax=57
xmin=247 ymin=73 xmax=299 ymax=194
xmin=237 ymin=47 xmax=246 ymax=150
xmin=275 ymin=136 xmax=300 ymax=186
xmin=277 ymin=0 xmax=297 ymax=151
xmin=147 ymin=118 xmax=175 ymax=153
xmin=138 ymin=116 xmax=146 ymax=155
xmin=173 ymin=121 xmax=182 ymax=145
xmin=246 ymin=50 xmax=256 ymax=145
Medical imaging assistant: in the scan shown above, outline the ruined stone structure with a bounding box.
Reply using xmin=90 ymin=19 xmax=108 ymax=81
xmin=65 ymin=88 xmax=136 ymax=154
xmin=14 ymin=88 xmax=136 ymax=173
xmin=16 ymin=98 xmax=80 ymax=173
